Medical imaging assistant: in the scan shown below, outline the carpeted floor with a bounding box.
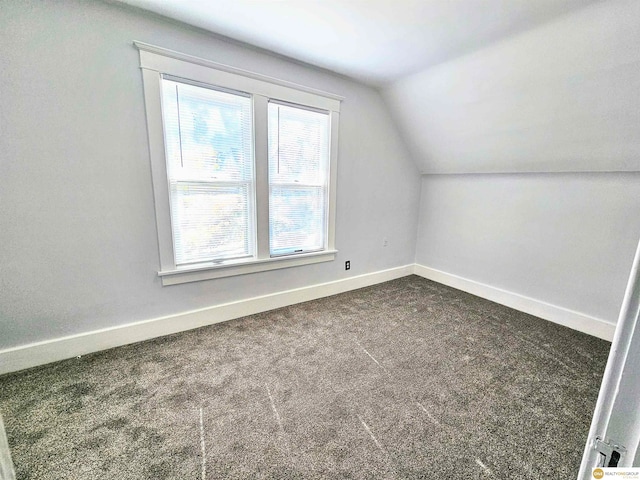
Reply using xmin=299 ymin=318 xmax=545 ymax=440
xmin=0 ymin=276 xmax=610 ymax=479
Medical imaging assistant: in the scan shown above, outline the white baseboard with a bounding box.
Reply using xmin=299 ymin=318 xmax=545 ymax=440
xmin=0 ymin=265 xmax=414 ymax=375
xmin=413 ymin=264 xmax=616 ymax=341
xmin=1 ymin=263 xmax=615 ymax=375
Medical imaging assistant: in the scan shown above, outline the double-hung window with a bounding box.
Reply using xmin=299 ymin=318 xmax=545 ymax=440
xmin=162 ymin=79 xmax=255 ymax=265
xmin=268 ymin=101 xmax=329 ymax=257
xmin=136 ymin=43 xmax=341 ymax=285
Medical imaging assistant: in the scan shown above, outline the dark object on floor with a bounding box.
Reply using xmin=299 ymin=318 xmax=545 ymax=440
xmin=0 ymin=276 xmax=610 ymax=479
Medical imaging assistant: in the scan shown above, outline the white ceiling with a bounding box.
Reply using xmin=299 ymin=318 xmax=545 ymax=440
xmin=119 ymin=0 xmax=600 ymax=86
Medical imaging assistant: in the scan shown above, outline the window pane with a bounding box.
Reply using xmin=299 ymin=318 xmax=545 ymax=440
xmin=162 ymin=78 xmax=255 ymax=265
xmin=269 ymin=186 xmax=325 ymax=256
xmin=162 ymin=79 xmax=253 ymax=182
xmin=268 ymin=103 xmax=329 ymax=185
xmin=268 ymin=102 xmax=329 ymax=256
xmin=171 ymin=183 xmax=252 ymax=265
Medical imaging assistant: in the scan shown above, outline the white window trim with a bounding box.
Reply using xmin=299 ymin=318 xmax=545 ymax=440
xmin=135 ymin=42 xmax=342 ymax=286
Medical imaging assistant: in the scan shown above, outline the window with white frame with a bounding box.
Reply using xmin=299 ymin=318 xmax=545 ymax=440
xmin=268 ymin=101 xmax=330 ymax=257
xmin=162 ymin=78 xmax=255 ymax=265
xmin=136 ymin=42 xmax=341 ymax=285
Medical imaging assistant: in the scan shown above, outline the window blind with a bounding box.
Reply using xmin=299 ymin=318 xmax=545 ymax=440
xmin=161 ymin=78 xmax=254 ymax=265
xmin=268 ymin=102 xmax=330 ymax=256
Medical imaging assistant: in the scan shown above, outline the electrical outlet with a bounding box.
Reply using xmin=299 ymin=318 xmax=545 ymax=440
xmin=383 ymin=238 xmax=388 ymax=247
xmin=345 ymin=261 xmax=351 ymax=270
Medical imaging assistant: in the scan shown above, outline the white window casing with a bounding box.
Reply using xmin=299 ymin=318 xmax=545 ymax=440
xmin=135 ymin=42 xmax=342 ymax=285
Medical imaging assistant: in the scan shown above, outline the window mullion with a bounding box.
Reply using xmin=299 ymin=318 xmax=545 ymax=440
xmin=253 ymin=94 xmax=270 ymax=260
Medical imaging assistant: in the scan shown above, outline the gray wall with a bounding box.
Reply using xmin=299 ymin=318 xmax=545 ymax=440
xmin=0 ymin=0 xmax=421 ymax=349
xmin=2 ymin=0 xmax=638 ymax=352
xmin=416 ymin=173 xmax=640 ymax=322
xmin=387 ymin=0 xmax=640 ymax=324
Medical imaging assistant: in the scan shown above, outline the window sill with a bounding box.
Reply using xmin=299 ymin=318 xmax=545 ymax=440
xmin=158 ymin=250 xmax=338 ymax=286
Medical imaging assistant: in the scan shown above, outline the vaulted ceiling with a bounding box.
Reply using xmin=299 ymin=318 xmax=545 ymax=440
xmin=117 ymin=0 xmax=600 ymax=86
xmin=117 ymin=0 xmax=640 ymax=174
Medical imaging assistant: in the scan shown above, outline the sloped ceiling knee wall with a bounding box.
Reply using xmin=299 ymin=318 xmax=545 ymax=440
xmin=382 ymin=0 xmax=640 ymax=175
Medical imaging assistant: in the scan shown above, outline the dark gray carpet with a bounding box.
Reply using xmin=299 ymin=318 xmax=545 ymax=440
xmin=0 ymin=276 xmax=610 ymax=479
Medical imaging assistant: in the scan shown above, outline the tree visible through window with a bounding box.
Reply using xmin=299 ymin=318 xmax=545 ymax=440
xmin=268 ymin=102 xmax=329 ymax=256
xmin=161 ymin=78 xmax=254 ymax=266
xmin=137 ymin=41 xmax=340 ymax=283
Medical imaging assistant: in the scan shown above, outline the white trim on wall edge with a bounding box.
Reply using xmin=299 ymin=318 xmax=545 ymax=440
xmin=0 ymin=265 xmax=414 ymax=375
xmin=413 ymin=264 xmax=616 ymax=342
